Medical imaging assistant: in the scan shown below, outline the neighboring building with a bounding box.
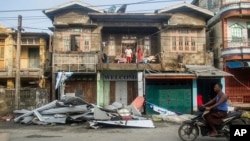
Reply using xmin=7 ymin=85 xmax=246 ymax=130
xmin=0 ymin=25 xmax=50 ymax=115
xmin=44 ymin=1 xmax=231 ymax=114
xmin=191 ymin=0 xmax=221 ymax=13
xmin=195 ymin=0 xmax=250 ymax=105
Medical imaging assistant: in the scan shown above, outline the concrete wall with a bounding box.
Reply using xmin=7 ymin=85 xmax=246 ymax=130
xmin=208 ymin=21 xmax=223 ymax=69
xmin=0 ymin=88 xmax=50 ymax=116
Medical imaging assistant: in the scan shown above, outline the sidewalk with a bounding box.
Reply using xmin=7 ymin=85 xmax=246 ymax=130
xmin=0 ymin=133 xmax=9 ymax=141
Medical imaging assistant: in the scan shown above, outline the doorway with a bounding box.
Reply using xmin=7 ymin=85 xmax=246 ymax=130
xmin=197 ymin=78 xmax=221 ymax=103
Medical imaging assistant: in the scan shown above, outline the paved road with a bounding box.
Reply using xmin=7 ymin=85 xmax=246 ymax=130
xmin=0 ymin=121 xmax=227 ymax=141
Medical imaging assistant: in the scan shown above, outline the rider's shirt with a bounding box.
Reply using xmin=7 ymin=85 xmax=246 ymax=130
xmin=216 ymin=95 xmax=228 ymax=112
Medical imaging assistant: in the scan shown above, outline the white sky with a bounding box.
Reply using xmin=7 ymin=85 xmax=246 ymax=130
xmin=0 ymin=0 xmax=193 ymax=32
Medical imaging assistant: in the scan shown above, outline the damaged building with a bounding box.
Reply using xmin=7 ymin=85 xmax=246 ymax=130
xmin=41 ymin=0 xmax=234 ymax=115
xmin=1 ymin=0 xmax=238 ymax=117
xmin=0 ymin=26 xmax=51 ymax=116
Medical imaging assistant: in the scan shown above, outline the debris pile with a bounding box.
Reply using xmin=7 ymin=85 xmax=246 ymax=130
xmin=13 ymin=96 xmax=155 ymax=129
xmin=146 ymin=102 xmax=195 ymax=124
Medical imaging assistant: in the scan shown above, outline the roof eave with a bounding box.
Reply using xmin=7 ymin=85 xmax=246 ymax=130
xmin=156 ymin=3 xmax=214 ymax=18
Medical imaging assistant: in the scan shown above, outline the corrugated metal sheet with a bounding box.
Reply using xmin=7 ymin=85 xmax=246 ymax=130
xmin=186 ymin=65 xmax=233 ymax=77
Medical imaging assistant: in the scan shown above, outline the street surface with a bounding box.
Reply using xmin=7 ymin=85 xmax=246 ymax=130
xmin=0 ymin=121 xmax=227 ymax=141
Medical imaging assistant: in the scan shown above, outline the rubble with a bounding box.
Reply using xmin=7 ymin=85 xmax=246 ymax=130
xmin=146 ymin=101 xmax=195 ymax=124
xmin=12 ymin=96 xmax=155 ymax=129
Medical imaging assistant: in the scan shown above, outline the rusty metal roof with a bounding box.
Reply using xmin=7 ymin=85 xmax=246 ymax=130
xmin=185 ymin=65 xmax=233 ymax=77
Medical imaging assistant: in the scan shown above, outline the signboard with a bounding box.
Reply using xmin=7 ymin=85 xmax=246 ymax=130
xmin=103 ymin=73 xmax=137 ymax=81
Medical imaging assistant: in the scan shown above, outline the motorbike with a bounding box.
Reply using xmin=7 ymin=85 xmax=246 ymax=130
xmin=178 ymin=107 xmax=242 ymax=141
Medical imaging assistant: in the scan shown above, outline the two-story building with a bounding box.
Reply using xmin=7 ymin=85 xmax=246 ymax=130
xmin=44 ymin=0 xmax=232 ymax=114
xmin=194 ymin=0 xmax=250 ymax=106
xmin=0 ymin=25 xmax=50 ymax=116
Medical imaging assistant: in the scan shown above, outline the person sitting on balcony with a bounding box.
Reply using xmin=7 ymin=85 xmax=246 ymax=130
xmin=125 ymin=46 xmax=133 ymax=63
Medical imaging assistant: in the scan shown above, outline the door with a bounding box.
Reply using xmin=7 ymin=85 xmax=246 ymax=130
xmin=146 ymin=79 xmax=192 ymax=114
xmin=115 ymin=81 xmax=128 ymax=105
xmin=29 ymin=48 xmax=39 ymax=68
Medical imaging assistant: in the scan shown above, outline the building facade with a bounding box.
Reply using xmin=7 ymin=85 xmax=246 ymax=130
xmin=197 ymin=0 xmax=250 ymax=105
xmin=44 ymin=1 xmax=232 ymax=114
xmin=0 ymin=25 xmax=50 ymax=115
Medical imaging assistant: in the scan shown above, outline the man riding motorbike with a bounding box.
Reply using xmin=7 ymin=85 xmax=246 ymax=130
xmin=202 ymin=82 xmax=228 ymax=137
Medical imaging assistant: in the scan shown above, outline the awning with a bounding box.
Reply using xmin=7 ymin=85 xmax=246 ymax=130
xmin=226 ymin=61 xmax=250 ymax=69
xmin=226 ymin=61 xmax=244 ymax=69
xmin=185 ymin=65 xmax=233 ymax=77
xmin=145 ymin=73 xmax=196 ymax=79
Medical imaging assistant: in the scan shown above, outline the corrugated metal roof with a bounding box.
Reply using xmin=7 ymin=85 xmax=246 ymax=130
xmin=145 ymin=73 xmax=196 ymax=79
xmin=186 ymin=65 xmax=233 ymax=77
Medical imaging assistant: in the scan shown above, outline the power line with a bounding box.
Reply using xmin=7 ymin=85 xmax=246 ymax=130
xmin=0 ymin=0 xmax=190 ymax=13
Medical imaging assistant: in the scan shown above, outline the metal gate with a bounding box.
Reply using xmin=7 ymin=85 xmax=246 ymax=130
xmin=146 ymin=80 xmax=192 ymax=114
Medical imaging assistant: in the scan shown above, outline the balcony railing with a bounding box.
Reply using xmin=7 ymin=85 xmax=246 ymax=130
xmin=53 ymin=53 xmax=98 ymax=73
xmin=224 ymin=39 xmax=250 ymax=48
xmin=221 ymin=0 xmax=250 ymax=10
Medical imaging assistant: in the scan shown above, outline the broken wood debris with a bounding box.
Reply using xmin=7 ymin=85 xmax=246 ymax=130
xmin=13 ymin=96 xmax=155 ymax=128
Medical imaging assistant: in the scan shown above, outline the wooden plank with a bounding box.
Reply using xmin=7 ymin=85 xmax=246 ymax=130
xmin=127 ymin=81 xmax=138 ymax=104
xmin=109 ymin=81 xmax=115 ymax=104
xmin=64 ymin=80 xmax=97 ymax=104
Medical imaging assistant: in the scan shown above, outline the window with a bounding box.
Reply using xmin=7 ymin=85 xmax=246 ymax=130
xmin=144 ymin=39 xmax=150 ymax=56
xmin=84 ymin=36 xmax=90 ymax=52
xmin=179 ymin=37 xmax=183 ymax=51
xmin=108 ymin=41 xmax=115 ymax=56
xmin=0 ymin=39 xmax=4 ymax=58
xmin=0 ymin=39 xmax=4 ymax=68
xmin=191 ymin=37 xmax=196 ymax=51
xmin=21 ymin=38 xmax=39 ymax=45
xmin=0 ymin=46 xmax=4 ymax=58
xmin=63 ymin=32 xmax=91 ymax=52
xmin=72 ymin=28 xmax=82 ymax=33
xmin=64 ymin=36 xmax=70 ymax=51
xmin=70 ymin=35 xmax=80 ymax=51
xmin=185 ymin=37 xmax=189 ymax=51
xmin=28 ymin=48 xmax=39 ymax=68
xmin=170 ymin=28 xmax=197 ymax=52
xmin=179 ymin=29 xmax=189 ymax=34
xmin=172 ymin=36 xmax=176 ymax=51
xmin=230 ymin=23 xmax=244 ymax=41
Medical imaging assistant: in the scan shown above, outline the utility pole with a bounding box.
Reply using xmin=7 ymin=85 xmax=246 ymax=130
xmin=15 ymin=15 xmax=22 ymax=110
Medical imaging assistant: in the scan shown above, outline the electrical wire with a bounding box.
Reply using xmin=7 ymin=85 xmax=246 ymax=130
xmin=232 ymin=76 xmax=250 ymax=90
xmin=0 ymin=0 xmax=191 ymax=13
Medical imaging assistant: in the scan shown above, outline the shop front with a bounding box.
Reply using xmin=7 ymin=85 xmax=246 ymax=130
xmin=97 ymin=71 xmax=140 ymax=106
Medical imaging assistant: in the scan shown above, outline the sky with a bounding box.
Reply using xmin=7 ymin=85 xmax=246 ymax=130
xmin=0 ymin=0 xmax=193 ymax=33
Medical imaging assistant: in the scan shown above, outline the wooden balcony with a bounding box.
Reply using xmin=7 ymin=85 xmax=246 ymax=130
xmin=53 ymin=52 xmax=98 ymax=73
xmin=0 ymin=68 xmax=41 ymax=78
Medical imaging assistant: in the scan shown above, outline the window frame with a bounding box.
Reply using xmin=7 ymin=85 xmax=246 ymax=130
xmin=170 ymin=28 xmax=198 ymax=53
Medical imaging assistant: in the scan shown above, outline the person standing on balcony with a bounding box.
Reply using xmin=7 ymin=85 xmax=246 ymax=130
xmin=125 ymin=46 xmax=133 ymax=63
xmin=137 ymin=47 xmax=143 ymax=63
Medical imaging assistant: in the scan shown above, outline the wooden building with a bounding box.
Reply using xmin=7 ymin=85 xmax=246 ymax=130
xmin=0 ymin=25 xmax=50 ymax=115
xmin=44 ymin=1 xmax=232 ymax=114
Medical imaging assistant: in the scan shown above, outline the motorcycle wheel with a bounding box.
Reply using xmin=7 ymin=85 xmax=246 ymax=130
xmin=178 ymin=123 xmax=199 ymax=141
